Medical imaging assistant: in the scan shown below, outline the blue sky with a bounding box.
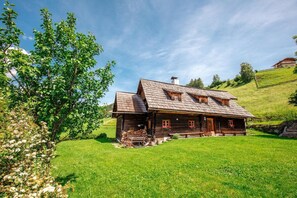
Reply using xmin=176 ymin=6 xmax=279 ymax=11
xmin=10 ymin=0 xmax=297 ymax=104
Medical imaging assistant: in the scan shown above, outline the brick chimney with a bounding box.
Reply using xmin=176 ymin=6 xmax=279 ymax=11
xmin=171 ymin=76 xmax=179 ymax=85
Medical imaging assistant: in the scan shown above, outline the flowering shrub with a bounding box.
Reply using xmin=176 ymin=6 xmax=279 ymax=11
xmin=0 ymin=109 xmax=67 ymax=197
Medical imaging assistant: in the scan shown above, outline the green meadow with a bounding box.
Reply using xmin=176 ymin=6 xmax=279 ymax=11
xmin=216 ymin=67 xmax=297 ymax=124
xmin=52 ymin=129 xmax=297 ymax=197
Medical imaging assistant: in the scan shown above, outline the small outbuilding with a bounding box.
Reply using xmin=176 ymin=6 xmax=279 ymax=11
xmin=272 ymin=57 xmax=296 ymax=69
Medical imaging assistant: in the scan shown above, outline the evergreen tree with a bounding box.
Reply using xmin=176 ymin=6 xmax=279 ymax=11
xmin=187 ymin=78 xmax=204 ymax=89
xmin=209 ymin=74 xmax=221 ymax=88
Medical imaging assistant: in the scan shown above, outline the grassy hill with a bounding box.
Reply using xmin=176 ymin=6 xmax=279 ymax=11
xmin=215 ymin=67 xmax=297 ymax=125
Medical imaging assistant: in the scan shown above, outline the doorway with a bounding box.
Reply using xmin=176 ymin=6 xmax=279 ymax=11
xmin=207 ymin=118 xmax=215 ymax=132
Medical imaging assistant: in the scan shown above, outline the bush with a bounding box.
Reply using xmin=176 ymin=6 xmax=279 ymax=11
xmin=234 ymin=74 xmax=241 ymax=82
xmin=293 ymin=66 xmax=297 ymax=74
xmin=172 ymin=134 xmax=179 ymax=139
xmin=96 ymin=133 xmax=107 ymax=139
xmin=0 ymin=108 xmax=67 ymax=197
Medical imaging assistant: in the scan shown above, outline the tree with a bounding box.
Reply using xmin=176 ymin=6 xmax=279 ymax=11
xmin=209 ymin=74 xmax=221 ymax=88
xmin=0 ymin=3 xmax=115 ymax=140
xmin=289 ymin=90 xmax=297 ymax=106
xmin=187 ymin=78 xmax=204 ymax=89
xmin=240 ymin=62 xmax=254 ymax=83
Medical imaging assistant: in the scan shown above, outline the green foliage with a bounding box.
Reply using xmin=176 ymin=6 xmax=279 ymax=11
xmin=294 ymin=66 xmax=297 ymax=74
xmin=172 ymin=134 xmax=179 ymax=139
xmin=52 ymin=130 xmax=297 ymax=197
xmin=187 ymin=78 xmax=204 ymax=89
xmin=293 ymin=34 xmax=297 ymax=56
xmin=234 ymin=74 xmax=241 ymax=82
xmin=240 ymin=62 xmax=255 ymax=83
xmin=0 ymin=108 xmax=66 ymax=197
xmin=289 ymin=90 xmax=297 ymax=106
xmin=209 ymin=74 xmax=222 ymax=88
xmin=0 ymin=1 xmax=23 ymax=89
xmin=0 ymin=3 xmax=115 ymax=141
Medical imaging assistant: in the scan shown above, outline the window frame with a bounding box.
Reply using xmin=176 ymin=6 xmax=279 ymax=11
xmin=228 ymin=120 xmax=234 ymax=128
xmin=162 ymin=120 xmax=171 ymax=129
xmin=188 ymin=120 xmax=195 ymax=128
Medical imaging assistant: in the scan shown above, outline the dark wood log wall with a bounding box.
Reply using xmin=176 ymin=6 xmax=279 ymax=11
xmin=116 ymin=116 xmax=122 ymax=140
xmin=154 ymin=113 xmax=202 ymax=137
xmin=116 ymin=114 xmax=146 ymax=140
xmin=153 ymin=113 xmax=246 ymax=137
xmin=220 ymin=117 xmax=245 ymax=130
xmin=123 ymin=114 xmax=146 ymax=131
xmin=116 ymin=113 xmax=246 ymax=139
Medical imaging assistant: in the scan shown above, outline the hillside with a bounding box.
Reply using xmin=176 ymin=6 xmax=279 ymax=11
xmin=215 ymin=67 xmax=297 ymax=124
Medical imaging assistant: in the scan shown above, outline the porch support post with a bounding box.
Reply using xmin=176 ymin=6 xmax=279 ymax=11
xmin=121 ymin=114 xmax=125 ymax=131
xmin=153 ymin=112 xmax=157 ymax=137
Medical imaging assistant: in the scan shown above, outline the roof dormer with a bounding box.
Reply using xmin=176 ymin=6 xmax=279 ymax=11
xmin=163 ymin=88 xmax=183 ymax=101
xmin=213 ymin=97 xmax=230 ymax=106
xmin=188 ymin=93 xmax=208 ymax=104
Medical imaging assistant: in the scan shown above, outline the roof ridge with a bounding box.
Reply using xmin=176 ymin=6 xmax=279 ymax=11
xmin=140 ymin=78 xmax=229 ymax=93
xmin=116 ymin=91 xmax=137 ymax=94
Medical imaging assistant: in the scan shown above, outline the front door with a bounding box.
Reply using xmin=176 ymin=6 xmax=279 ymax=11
xmin=207 ymin=118 xmax=215 ymax=132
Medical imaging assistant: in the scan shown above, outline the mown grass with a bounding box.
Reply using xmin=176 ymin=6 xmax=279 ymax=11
xmin=52 ymin=129 xmax=297 ymax=197
xmin=216 ymin=68 xmax=297 ymax=123
xmin=255 ymin=67 xmax=297 ymax=88
xmin=92 ymin=118 xmax=116 ymax=138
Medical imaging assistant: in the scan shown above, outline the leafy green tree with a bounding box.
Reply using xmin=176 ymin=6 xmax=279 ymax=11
xmin=187 ymin=78 xmax=204 ymax=88
xmin=240 ymin=62 xmax=255 ymax=83
xmin=289 ymin=90 xmax=297 ymax=106
xmin=209 ymin=74 xmax=221 ymax=88
xmin=0 ymin=3 xmax=115 ymax=140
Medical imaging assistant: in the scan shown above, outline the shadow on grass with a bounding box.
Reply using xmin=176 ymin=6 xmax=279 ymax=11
xmin=55 ymin=173 xmax=78 ymax=186
xmin=95 ymin=137 xmax=116 ymax=143
xmin=254 ymin=134 xmax=297 ymax=140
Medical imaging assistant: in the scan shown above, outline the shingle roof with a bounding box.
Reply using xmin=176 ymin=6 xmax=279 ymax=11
xmin=114 ymin=92 xmax=147 ymax=113
xmin=140 ymin=79 xmax=254 ymax=118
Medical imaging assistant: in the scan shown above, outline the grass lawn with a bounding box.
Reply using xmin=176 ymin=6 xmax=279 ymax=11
xmin=52 ymin=130 xmax=297 ymax=197
xmin=92 ymin=118 xmax=116 ymax=138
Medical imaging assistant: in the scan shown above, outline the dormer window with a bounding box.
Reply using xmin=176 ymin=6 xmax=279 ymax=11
xmin=188 ymin=93 xmax=208 ymax=104
xmin=163 ymin=89 xmax=183 ymax=101
xmin=214 ymin=97 xmax=230 ymax=106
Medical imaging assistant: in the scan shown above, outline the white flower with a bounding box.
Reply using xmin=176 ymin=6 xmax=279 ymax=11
xmin=42 ymin=186 xmax=55 ymax=193
xmin=9 ymin=140 xmax=15 ymax=144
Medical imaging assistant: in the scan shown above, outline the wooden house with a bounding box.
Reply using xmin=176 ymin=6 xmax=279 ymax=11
xmin=273 ymin=58 xmax=296 ymax=68
xmin=112 ymin=78 xmax=254 ymax=141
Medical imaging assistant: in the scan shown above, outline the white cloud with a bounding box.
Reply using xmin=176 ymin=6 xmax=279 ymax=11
xmin=22 ymin=35 xmax=34 ymax=41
